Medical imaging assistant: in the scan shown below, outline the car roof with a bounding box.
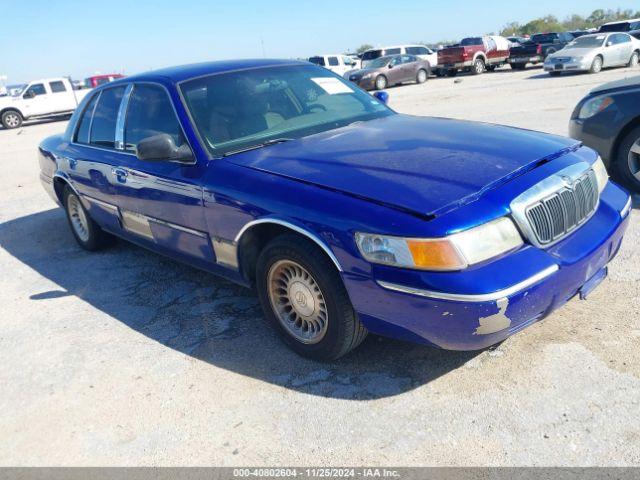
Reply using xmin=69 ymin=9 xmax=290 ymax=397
xmin=602 ymin=18 xmax=640 ymax=25
xmin=117 ymin=59 xmax=309 ymax=84
xmin=364 ymin=45 xmax=424 ymax=52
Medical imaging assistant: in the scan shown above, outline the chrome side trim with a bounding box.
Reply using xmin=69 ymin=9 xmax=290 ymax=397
xmin=82 ymin=195 xmax=119 ymax=213
xmin=234 ymin=219 xmax=343 ymax=272
xmin=377 ymin=265 xmax=559 ymax=303
xmin=621 ymin=195 xmax=633 ymax=218
xmin=115 ymin=84 xmax=134 ymax=150
xmin=148 ymin=217 xmax=208 ymax=238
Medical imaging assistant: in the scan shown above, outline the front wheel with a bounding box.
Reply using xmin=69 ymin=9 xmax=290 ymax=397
xmin=416 ymin=69 xmax=428 ymax=84
xmin=614 ymin=125 xmax=640 ymax=192
xmin=63 ymin=186 xmax=115 ymax=251
xmin=628 ymin=51 xmax=639 ymax=68
xmin=256 ymin=234 xmax=367 ymax=361
xmin=374 ymin=75 xmax=387 ymax=90
xmin=1 ymin=110 xmax=23 ymax=129
xmin=590 ymin=56 xmax=603 ymax=74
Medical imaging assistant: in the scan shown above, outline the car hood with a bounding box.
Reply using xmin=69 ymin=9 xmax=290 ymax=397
xmin=224 ymin=115 xmax=579 ymax=218
xmin=0 ymin=96 xmax=18 ymax=108
xmin=590 ymin=75 xmax=640 ymax=94
xmin=549 ymin=46 xmax=598 ymax=58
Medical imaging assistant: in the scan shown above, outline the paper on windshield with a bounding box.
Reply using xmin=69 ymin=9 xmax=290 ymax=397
xmin=312 ymin=77 xmax=353 ymax=94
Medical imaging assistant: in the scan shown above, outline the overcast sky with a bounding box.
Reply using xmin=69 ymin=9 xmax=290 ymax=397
xmin=1 ymin=0 xmax=638 ymax=83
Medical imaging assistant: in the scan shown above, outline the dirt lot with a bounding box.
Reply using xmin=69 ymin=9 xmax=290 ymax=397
xmin=1 ymin=66 xmax=639 ymax=466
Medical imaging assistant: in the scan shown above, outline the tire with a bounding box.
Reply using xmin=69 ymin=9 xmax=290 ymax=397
xmin=1 ymin=110 xmax=23 ymax=129
xmin=256 ymin=233 xmax=367 ymax=361
xmin=510 ymin=63 xmax=526 ymax=70
xmin=613 ymin=125 xmax=640 ymax=192
xmin=63 ymin=186 xmax=115 ymax=251
xmin=374 ymin=75 xmax=387 ymax=90
xmin=446 ymin=69 xmax=458 ymax=77
xmin=549 ymin=71 xmax=562 ymax=77
xmin=628 ymin=51 xmax=639 ymax=68
xmin=472 ymin=58 xmax=485 ymax=75
xmin=590 ymin=55 xmax=603 ymax=74
xmin=416 ymin=69 xmax=428 ymax=84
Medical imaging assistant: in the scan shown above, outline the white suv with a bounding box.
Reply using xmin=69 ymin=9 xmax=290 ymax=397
xmin=308 ymin=55 xmax=360 ymax=76
xmin=360 ymin=45 xmax=437 ymax=68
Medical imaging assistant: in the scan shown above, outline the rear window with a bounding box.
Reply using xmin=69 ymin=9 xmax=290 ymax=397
xmin=49 ymin=81 xmax=66 ymax=93
xmin=308 ymin=56 xmax=325 ymax=66
xmin=361 ymin=50 xmax=382 ymax=60
xmin=599 ymin=22 xmax=631 ymax=32
xmin=460 ymin=37 xmax=483 ymax=46
xmin=90 ymin=86 xmax=126 ymax=148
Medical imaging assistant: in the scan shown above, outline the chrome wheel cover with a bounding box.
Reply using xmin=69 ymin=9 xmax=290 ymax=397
xmin=267 ymin=260 xmax=328 ymax=344
xmin=67 ymin=194 xmax=90 ymax=242
xmin=631 ymin=53 xmax=639 ymax=67
xmin=376 ymin=76 xmax=386 ymax=90
xmin=4 ymin=113 xmax=19 ymax=128
xmin=417 ymin=70 xmax=427 ymax=82
xmin=628 ymin=138 xmax=640 ymax=181
xmin=593 ymin=57 xmax=602 ymax=72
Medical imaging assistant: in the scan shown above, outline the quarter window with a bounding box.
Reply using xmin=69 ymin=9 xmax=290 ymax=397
xmin=75 ymin=93 xmax=99 ymax=144
xmin=124 ymin=84 xmax=186 ymax=152
xmin=386 ymin=48 xmax=401 ymax=55
xmin=49 ymin=81 xmax=66 ymax=93
xmin=328 ymin=56 xmax=339 ymax=66
xmin=406 ymin=47 xmax=427 ymax=55
xmin=90 ymin=86 xmax=126 ymax=148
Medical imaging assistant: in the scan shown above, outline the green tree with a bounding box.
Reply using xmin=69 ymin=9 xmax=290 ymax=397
xmin=355 ymin=44 xmax=373 ymax=55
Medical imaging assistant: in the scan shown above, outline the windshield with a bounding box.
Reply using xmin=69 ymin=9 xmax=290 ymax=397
xmin=10 ymin=84 xmax=27 ymax=96
xmin=568 ymin=35 xmax=606 ymax=48
xmin=367 ymin=56 xmax=391 ymax=68
xmin=460 ymin=37 xmax=483 ymax=46
xmin=600 ymin=22 xmax=630 ymax=32
xmin=531 ymin=33 xmax=558 ymax=43
xmin=361 ymin=50 xmax=382 ymax=61
xmin=180 ymin=65 xmax=393 ymax=157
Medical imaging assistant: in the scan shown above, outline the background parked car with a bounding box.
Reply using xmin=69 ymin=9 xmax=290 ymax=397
xmin=347 ymin=54 xmax=430 ymax=90
xmin=570 ymin=76 xmax=640 ymax=191
xmin=360 ymin=45 xmax=436 ymax=69
xmin=545 ymin=33 xmax=640 ymax=75
xmin=437 ymin=36 xmax=511 ymax=76
xmin=508 ymin=32 xmax=575 ymax=69
xmin=308 ymin=54 xmax=359 ymax=76
xmin=599 ymin=18 xmax=640 ymax=40
xmin=84 ymin=74 xmax=125 ymax=88
xmin=507 ymin=36 xmax=528 ymax=47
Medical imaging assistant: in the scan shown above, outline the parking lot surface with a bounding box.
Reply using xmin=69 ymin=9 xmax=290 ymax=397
xmin=1 ymin=66 xmax=639 ymax=466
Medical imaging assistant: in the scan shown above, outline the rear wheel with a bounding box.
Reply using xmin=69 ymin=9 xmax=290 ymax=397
xmin=590 ymin=55 xmax=603 ymax=74
xmin=256 ymin=234 xmax=367 ymax=361
xmin=374 ymin=75 xmax=387 ymax=90
xmin=416 ymin=69 xmax=428 ymax=84
xmin=628 ymin=51 xmax=639 ymax=68
xmin=63 ymin=186 xmax=115 ymax=250
xmin=614 ymin=125 xmax=640 ymax=192
xmin=472 ymin=58 xmax=485 ymax=75
xmin=1 ymin=110 xmax=22 ymax=129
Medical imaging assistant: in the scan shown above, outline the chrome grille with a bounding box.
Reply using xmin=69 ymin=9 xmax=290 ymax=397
xmin=524 ymin=170 xmax=599 ymax=245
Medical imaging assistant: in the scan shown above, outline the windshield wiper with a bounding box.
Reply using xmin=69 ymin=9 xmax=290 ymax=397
xmin=222 ymin=138 xmax=293 ymax=157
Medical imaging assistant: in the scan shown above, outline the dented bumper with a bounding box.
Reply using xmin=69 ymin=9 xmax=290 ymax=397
xmin=344 ymin=182 xmax=631 ymax=350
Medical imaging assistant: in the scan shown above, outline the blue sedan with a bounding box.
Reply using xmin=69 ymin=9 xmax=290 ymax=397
xmin=38 ymin=59 xmax=632 ymax=360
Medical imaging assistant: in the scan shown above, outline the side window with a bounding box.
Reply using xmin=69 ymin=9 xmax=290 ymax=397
xmin=618 ymin=34 xmax=631 ymax=43
xmin=90 ymin=86 xmax=126 ymax=148
xmin=386 ymin=48 xmax=401 ymax=55
xmin=49 ymin=81 xmax=66 ymax=93
xmin=124 ymin=84 xmax=186 ymax=152
xmin=24 ymin=84 xmax=46 ymax=97
xmin=327 ymin=56 xmax=339 ymax=66
xmin=75 ymin=93 xmax=100 ymax=144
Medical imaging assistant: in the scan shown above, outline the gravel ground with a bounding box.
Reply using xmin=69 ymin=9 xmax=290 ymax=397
xmin=0 ymin=65 xmax=639 ymax=466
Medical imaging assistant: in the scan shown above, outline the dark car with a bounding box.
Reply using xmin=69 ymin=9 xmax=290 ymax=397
xmin=599 ymin=18 xmax=640 ymax=40
xmin=347 ymin=54 xmax=430 ymax=90
xmin=38 ymin=60 xmax=630 ymax=360
xmin=508 ymin=32 xmax=575 ymax=69
xmin=570 ymin=76 xmax=640 ymax=191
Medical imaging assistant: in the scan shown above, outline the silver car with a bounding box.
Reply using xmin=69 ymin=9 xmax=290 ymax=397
xmin=544 ymin=32 xmax=640 ymax=75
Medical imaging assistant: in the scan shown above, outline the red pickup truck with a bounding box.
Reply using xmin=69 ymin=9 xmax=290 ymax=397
xmin=437 ymin=36 xmax=511 ymax=76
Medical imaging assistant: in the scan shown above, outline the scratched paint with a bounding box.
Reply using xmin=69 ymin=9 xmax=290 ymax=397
xmin=475 ymin=298 xmax=511 ymax=335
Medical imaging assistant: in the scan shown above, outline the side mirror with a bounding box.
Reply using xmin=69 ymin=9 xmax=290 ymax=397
xmin=136 ymin=134 xmax=193 ymax=163
xmin=606 ymin=41 xmax=613 ymax=47
xmin=373 ymin=91 xmax=389 ymax=104
xmin=23 ymin=90 xmax=35 ymax=99
xmin=388 ymin=63 xmax=394 ymax=69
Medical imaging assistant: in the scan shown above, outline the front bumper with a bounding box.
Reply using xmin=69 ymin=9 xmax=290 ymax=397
xmin=344 ymin=182 xmax=631 ymax=350
xmin=544 ymin=59 xmax=591 ymax=72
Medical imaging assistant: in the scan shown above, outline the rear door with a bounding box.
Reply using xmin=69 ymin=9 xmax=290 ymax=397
xmin=112 ymin=82 xmax=213 ymax=263
xmin=48 ymin=80 xmax=74 ymax=113
xmin=614 ymin=34 xmax=633 ymax=64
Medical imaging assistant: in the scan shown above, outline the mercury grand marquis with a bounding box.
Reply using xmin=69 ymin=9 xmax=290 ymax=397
xmin=38 ymin=60 xmax=632 ymax=360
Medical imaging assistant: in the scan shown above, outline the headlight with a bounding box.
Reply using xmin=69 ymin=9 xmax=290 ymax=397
xmin=355 ymin=217 xmax=523 ymax=271
xmin=592 ymin=156 xmax=609 ymax=193
xmin=578 ymin=96 xmax=614 ymax=119
xmin=573 ymin=56 xmax=584 ymax=61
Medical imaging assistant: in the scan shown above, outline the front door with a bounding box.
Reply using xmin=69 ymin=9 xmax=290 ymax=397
xmin=21 ymin=83 xmax=50 ymax=116
xmin=111 ymin=83 xmax=214 ymax=264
